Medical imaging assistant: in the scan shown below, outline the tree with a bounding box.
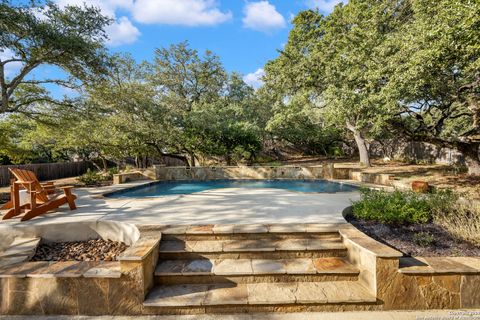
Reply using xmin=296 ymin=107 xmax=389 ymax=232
xmin=0 ymin=1 xmax=110 ymax=115
xmin=151 ymin=42 xmax=227 ymax=165
xmin=384 ymin=0 xmax=480 ymax=174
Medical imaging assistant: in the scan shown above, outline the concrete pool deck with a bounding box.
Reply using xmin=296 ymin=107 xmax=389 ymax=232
xmin=0 ymin=180 xmax=360 ymax=227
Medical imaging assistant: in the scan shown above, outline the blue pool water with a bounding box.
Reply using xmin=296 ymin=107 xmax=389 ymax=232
xmin=108 ymin=180 xmax=358 ymax=198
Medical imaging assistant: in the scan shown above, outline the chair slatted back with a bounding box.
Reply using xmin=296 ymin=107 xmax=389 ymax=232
xmin=9 ymin=168 xmax=50 ymax=203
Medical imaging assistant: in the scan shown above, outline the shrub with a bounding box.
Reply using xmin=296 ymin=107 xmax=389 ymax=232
xmin=105 ymin=167 xmax=120 ymax=180
xmin=351 ymin=188 xmax=458 ymax=225
xmin=77 ymin=169 xmax=103 ymax=186
xmin=412 ymin=232 xmax=435 ymax=247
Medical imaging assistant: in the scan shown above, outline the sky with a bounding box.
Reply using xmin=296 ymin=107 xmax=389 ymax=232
xmin=4 ymin=0 xmax=345 ymax=93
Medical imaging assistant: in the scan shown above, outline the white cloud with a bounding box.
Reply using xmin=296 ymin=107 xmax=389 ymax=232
xmin=54 ymin=0 xmax=140 ymax=46
xmin=306 ymin=0 xmax=346 ymax=14
xmin=243 ymin=68 xmax=265 ymax=89
xmin=0 ymin=48 xmax=24 ymax=78
xmin=105 ymin=16 xmax=140 ymax=46
xmin=242 ymin=1 xmax=286 ymax=33
xmin=55 ymin=0 xmax=133 ymax=18
xmin=132 ymin=0 xmax=232 ymax=26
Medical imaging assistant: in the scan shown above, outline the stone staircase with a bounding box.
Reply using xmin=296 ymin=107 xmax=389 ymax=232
xmin=143 ymin=226 xmax=378 ymax=314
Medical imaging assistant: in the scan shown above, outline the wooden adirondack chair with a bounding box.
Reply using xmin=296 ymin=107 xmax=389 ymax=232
xmin=1 ymin=168 xmax=77 ymax=221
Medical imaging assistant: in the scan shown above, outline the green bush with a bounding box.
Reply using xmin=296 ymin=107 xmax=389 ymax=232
xmin=105 ymin=167 xmax=120 ymax=180
xmin=77 ymin=169 xmax=103 ymax=186
xmin=412 ymin=232 xmax=435 ymax=247
xmin=351 ymin=189 xmax=458 ymax=225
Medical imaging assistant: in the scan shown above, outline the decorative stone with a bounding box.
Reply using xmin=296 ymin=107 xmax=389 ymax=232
xmin=313 ymin=258 xmax=358 ymax=274
xmin=295 ymin=282 xmax=328 ymax=303
xmin=461 ymin=275 xmax=480 ymax=308
xmin=190 ymin=241 xmax=223 ymax=253
xmin=268 ymin=224 xmax=306 ymax=233
xmin=83 ymin=262 xmax=121 ymax=278
xmin=223 ymin=240 xmax=275 ymax=252
xmin=212 ymin=224 xmax=235 ymax=234
xmin=233 ymin=224 xmax=268 ymax=234
xmin=247 ymin=282 xmax=297 ymax=304
xmin=214 ymin=259 xmax=252 ymax=275
xmin=155 ymin=260 xmax=186 ymax=275
xmin=251 ymin=259 xmax=286 ymax=274
xmin=204 ymin=284 xmax=248 ymax=305
xmin=182 ymin=260 xmax=214 ymax=275
xmin=275 ymin=239 xmax=308 ymax=251
xmin=0 ymin=262 xmax=49 ymax=278
xmin=187 ymin=225 xmax=214 ymax=234
xmin=284 ymin=258 xmax=316 ymax=274
xmin=159 ymin=241 xmax=189 ymax=253
xmin=144 ymin=284 xmax=208 ymax=307
xmin=307 ymin=239 xmax=344 ymax=251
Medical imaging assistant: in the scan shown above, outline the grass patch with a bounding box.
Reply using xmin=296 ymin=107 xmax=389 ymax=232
xmin=434 ymin=201 xmax=480 ymax=246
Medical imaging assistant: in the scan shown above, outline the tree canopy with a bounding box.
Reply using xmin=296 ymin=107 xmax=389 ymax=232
xmin=1 ymin=0 xmax=479 ymax=174
xmin=0 ymin=0 xmax=110 ymax=115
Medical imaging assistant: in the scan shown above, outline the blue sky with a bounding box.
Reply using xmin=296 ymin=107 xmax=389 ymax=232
xmin=4 ymin=0 xmax=344 ymax=92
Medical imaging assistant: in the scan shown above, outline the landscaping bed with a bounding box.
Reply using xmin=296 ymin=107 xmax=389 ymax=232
xmin=348 ymin=188 xmax=480 ymax=257
xmin=346 ymin=217 xmax=480 ymax=256
xmin=31 ymin=239 xmax=128 ymax=261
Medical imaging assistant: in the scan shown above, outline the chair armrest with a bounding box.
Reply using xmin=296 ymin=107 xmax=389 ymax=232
xmin=60 ymin=186 xmax=74 ymax=190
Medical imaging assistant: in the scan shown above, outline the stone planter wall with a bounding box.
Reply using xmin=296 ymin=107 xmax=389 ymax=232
xmin=339 ymin=225 xmax=480 ymax=310
xmin=0 ymin=233 xmax=160 ymax=316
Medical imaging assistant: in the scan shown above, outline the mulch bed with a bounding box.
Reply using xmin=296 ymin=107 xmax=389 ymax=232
xmin=31 ymin=239 xmax=128 ymax=262
xmin=346 ymin=217 xmax=480 ymax=257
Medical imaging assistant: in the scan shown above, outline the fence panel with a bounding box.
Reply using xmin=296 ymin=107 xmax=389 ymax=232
xmin=0 ymin=162 xmax=91 ymax=186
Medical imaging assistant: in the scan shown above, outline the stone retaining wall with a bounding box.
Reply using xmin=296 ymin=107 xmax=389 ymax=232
xmin=339 ymin=225 xmax=480 ymax=310
xmin=152 ymin=165 xmax=352 ymax=181
xmin=0 ymin=227 xmax=160 ymax=316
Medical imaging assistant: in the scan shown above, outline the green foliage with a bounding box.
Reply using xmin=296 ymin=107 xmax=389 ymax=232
xmin=412 ymin=232 xmax=435 ymax=247
xmin=0 ymin=1 xmax=111 ymax=115
xmin=106 ymin=167 xmax=120 ymax=180
xmin=77 ymin=169 xmax=103 ymax=186
xmin=352 ymin=189 xmax=458 ymax=225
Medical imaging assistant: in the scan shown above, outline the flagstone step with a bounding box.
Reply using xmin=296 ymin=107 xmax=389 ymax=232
xmin=162 ymin=232 xmax=342 ymax=241
xmin=155 ymin=257 xmax=359 ymax=284
xmin=158 ymin=238 xmax=347 ymax=260
xmin=143 ymin=281 xmax=377 ymax=314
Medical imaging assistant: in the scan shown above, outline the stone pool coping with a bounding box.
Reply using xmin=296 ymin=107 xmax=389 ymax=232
xmin=98 ymin=178 xmax=364 ymax=199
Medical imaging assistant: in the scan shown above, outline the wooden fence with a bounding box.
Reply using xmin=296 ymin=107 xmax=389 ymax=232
xmin=0 ymin=162 xmax=91 ymax=187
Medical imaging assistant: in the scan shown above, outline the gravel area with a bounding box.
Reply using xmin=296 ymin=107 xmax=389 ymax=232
xmin=31 ymin=239 xmax=128 ymax=261
xmin=347 ymin=218 xmax=480 ymax=257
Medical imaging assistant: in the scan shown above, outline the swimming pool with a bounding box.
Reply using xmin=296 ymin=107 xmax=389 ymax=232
xmin=107 ymin=179 xmax=358 ymax=198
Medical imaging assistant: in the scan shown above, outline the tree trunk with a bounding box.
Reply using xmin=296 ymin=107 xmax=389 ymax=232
xmin=346 ymin=121 xmax=371 ymax=167
xmin=189 ymin=153 xmax=196 ymax=167
xmin=458 ymin=142 xmax=480 ymax=175
xmin=100 ymin=156 xmax=108 ymax=171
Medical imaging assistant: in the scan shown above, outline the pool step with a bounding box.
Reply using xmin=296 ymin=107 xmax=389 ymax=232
xmin=158 ymin=238 xmax=347 ymax=260
xmin=155 ymin=257 xmax=359 ymax=284
xmin=143 ymin=281 xmax=377 ymax=314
